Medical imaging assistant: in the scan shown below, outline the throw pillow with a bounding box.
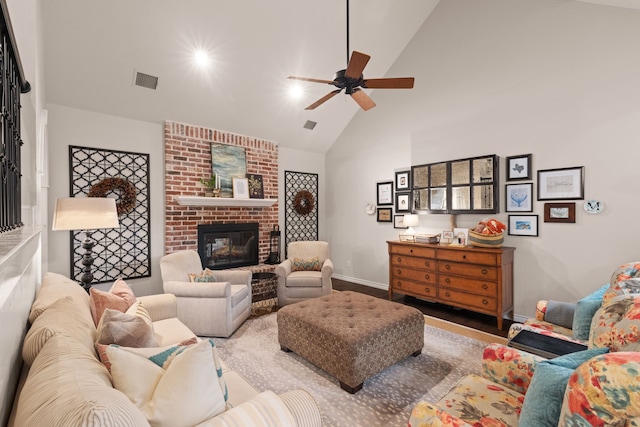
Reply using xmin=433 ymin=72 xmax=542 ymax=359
xmin=97 ymin=339 xmax=228 ymax=427
xmin=89 ymin=278 xmax=136 ymax=326
xmin=604 ymin=262 xmax=640 ymax=304
xmin=572 ymin=283 xmax=609 ymax=340
xmin=589 ymin=293 xmax=640 ymax=352
xmin=95 ymin=308 xmax=158 ymax=347
xmin=544 ymin=300 xmax=576 ymax=329
xmin=291 ymin=256 xmax=321 ymax=272
xmin=519 ymin=347 xmax=610 ymax=427
xmin=188 ymin=268 xmax=217 ymax=282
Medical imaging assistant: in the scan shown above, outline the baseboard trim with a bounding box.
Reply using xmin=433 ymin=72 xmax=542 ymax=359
xmin=332 ymin=274 xmax=388 ymax=291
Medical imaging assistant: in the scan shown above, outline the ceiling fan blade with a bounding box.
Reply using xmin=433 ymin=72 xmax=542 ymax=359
xmin=305 ymin=89 xmax=342 ymax=110
xmin=351 ymin=89 xmax=376 ymax=111
xmin=288 ymin=76 xmax=335 ymax=85
xmin=345 ymin=51 xmax=370 ymax=79
xmin=362 ymin=77 xmax=415 ymax=89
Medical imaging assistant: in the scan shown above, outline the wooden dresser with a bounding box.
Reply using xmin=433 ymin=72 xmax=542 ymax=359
xmin=387 ymin=241 xmax=515 ymax=329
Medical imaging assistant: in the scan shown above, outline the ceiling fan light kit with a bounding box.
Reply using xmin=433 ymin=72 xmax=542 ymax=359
xmin=288 ymin=0 xmax=415 ymax=111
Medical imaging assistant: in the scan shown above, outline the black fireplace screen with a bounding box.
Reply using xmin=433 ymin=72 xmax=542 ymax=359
xmin=198 ymin=223 xmax=259 ymax=270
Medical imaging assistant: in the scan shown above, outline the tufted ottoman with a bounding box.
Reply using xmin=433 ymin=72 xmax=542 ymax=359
xmin=277 ymin=291 xmax=424 ymax=393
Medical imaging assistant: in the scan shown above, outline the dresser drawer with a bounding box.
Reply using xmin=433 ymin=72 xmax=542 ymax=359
xmin=439 ymin=274 xmax=497 ymax=297
xmin=390 ymin=255 xmax=436 ymax=271
xmin=438 ymin=288 xmax=497 ymax=311
xmin=391 ymin=279 xmax=436 ymax=300
xmin=391 ymin=267 xmax=436 ymax=284
xmin=437 ymin=249 xmax=497 ymax=266
xmin=438 ymin=261 xmax=498 ymax=281
xmin=389 ymin=244 xmax=437 ymax=259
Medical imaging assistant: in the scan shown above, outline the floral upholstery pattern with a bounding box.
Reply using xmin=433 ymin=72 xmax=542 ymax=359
xmin=558 ymin=352 xmax=640 ymax=426
xmin=534 ymin=299 xmax=547 ymax=321
xmin=589 ymin=293 xmax=640 ymax=352
xmin=604 ymin=261 xmax=640 ymax=304
xmin=481 ymin=344 xmax=545 ymax=395
xmin=409 ymin=374 xmax=524 ymax=427
xmin=507 ymin=320 xmax=582 ymax=344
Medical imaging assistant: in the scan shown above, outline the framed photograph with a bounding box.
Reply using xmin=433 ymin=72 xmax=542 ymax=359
xmin=505 ymin=183 xmax=533 ymax=212
xmin=508 ymin=215 xmax=539 ymax=236
xmin=246 ymin=173 xmax=264 ymax=199
xmin=377 ymin=181 xmax=393 ymax=206
xmin=453 ymin=228 xmax=469 ymax=246
xmin=441 ymin=230 xmax=454 ymax=244
xmin=395 ymin=170 xmax=411 ymax=191
xmin=395 ymin=192 xmax=412 ymax=213
xmin=232 ymin=177 xmax=249 ymax=199
xmin=394 ymin=215 xmax=408 ymax=229
xmin=377 ymin=207 xmax=393 ymax=222
xmin=537 ymin=166 xmax=584 ymax=200
xmin=544 ymin=202 xmax=576 ymax=223
xmin=506 ymin=154 xmax=532 ymax=181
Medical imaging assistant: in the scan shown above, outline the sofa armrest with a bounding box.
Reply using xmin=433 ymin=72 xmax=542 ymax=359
xmin=163 ymin=280 xmax=231 ymax=298
xmin=138 ymin=293 xmax=178 ymax=321
xmin=409 ymin=401 xmax=473 ymax=427
xmin=321 ymin=259 xmax=333 ymax=277
xmin=481 ymin=343 xmax=546 ymax=395
xmin=278 ymin=390 xmax=322 ymax=427
xmin=275 ymin=259 xmax=292 ymax=278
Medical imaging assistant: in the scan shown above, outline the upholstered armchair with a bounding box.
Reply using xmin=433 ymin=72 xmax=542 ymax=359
xmin=275 ymin=240 xmax=333 ymax=306
xmin=159 ymin=250 xmax=252 ymax=338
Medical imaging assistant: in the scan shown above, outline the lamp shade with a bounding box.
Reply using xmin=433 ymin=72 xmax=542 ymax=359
xmin=403 ymin=214 xmax=419 ymax=228
xmin=52 ymin=197 xmax=119 ymax=231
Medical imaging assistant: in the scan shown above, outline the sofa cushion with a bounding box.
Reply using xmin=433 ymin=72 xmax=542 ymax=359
xmin=95 ymin=308 xmax=158 ymax=347
xmin=572 ymin=283 xmax=608 ymax=340
xmin=292 ymin=256 xmax=321 ymax=272
xmin=99 ymin=339 xmax=228 ymax=427
xmin=13 ymin=333 xmax=150 ymax=427
xmin=544 ymin=300 xmax=575 ymax=329
xmin=604 ymin=262 xmax=640 ymax=305
xmin=28 ymin=272 xmax=91 ymax=324
xmin=519 ymin=347 xmax=609 ymax=427
xmin=22 ymin=296 xmax=97 ymax=366
xmin=89 ymin=278 xmax=136 ymax=326
xmin=589 ymin=293 xmax=640 ymax=352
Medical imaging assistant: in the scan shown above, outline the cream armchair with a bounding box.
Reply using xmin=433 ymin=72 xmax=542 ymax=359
xmin=275 ymin=240 xmax=333 ymax=306
xmin=159 ymin=250 xmax=252 ymax=337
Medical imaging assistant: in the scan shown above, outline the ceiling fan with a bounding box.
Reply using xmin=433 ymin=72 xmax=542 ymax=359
xmin=287 ymin=0 xmax=415 ymax=111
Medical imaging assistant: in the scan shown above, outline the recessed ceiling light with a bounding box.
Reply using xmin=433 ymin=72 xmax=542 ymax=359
xmin=194 ymin=49 xmax=210 ymax=67
xmin=288 ymin=83 xmax=304 ymax=100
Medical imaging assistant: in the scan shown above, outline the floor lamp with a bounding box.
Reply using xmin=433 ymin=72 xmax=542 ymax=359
xmin=52 ymin=197 xmax=120 ymax=292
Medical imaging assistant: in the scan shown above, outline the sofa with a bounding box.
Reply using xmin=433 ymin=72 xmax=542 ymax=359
xmin=9 ymin=272 xmax=322 ymax=427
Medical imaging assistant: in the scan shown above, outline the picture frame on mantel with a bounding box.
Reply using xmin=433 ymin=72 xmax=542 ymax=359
xmin=246 ymin=173 xmax=264 ymax=199
xmin=232 ymin=177 xmax=249 ymax=199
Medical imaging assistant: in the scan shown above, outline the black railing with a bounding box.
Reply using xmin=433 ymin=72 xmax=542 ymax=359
xmin=0 ymin=0 xmax=31 ymax=233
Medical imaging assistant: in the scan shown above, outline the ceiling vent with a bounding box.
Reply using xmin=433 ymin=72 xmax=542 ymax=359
xmin=303 ymin=120 xmax=317 ymax=130
xmin=133 ymin=71 xmax=159 ymax=90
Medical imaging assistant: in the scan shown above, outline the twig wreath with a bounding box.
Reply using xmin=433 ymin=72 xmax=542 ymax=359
xmin=293 ymin=190 xmax=315 ymax=216
xmin=88 ymin=177 xmax=137 ymax=216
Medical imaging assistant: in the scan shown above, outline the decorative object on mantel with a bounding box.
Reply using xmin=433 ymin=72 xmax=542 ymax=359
xmin=52 ymin=197 xmax=120 ymax=292
xmin=199 ymin=174 xmax=220 ymax=197
xmin=88 ymin=177 xmax=137 ymax=216
xmin=232 ymin=177 xmax=250 ymax=199
xmin=246 ymin=173 xmax=264 ymax=199
xmin=210 ymin=143 xmax=247 ymax=197
xmin=293 ymin=190 xmax=315 ymax=216
xmin=468 ymin=218 xmax=506 ymax=248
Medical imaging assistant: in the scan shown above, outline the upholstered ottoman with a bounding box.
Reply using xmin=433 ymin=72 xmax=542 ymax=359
xmin=277 ymin=291 xmax=424 ymax=393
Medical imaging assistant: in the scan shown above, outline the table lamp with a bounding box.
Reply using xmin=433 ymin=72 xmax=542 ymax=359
xmin=404 ymin=214 xmax=419 ymax=234
xmin=52 ymin=197 xmax=120 ymax=292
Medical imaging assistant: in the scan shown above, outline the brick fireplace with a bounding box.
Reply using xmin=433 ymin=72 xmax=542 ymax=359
xmin=164 ymin=121 xmax=278 ymax=267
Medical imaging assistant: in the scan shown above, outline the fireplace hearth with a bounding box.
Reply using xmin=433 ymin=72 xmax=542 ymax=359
xmin=197 ymin=223 xmax=259 ymax=270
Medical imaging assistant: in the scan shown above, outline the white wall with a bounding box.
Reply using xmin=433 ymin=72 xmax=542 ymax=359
xmin=326 ymin=0 xmax=640 ymax=318
xmin=46 ymin=105 xmax=164 ymax=296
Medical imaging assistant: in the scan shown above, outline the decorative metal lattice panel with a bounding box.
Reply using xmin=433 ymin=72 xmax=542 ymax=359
xmin=69 ymin=146 xmax=151 ymax=284
xmin=284 ymin=171 xmax=318 ymax=257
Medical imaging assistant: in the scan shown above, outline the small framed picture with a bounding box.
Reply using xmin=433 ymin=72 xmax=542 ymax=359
xmin=395 ymin=192 xmax=412 ymax=213
xmin=508 ymin=215 xmax=539 ymax=236
xmin=394 ymin=215 xmax=408 ymax=229
xmin=377 ymin=207 xmax=393 ymax=222
xmin=377 ymin=181 xmax=393 ymax=206
xmin=441 ymin=230 xmax=454 ymax=243
xmin=395 ymin=170 xmax=411 ymax=191
xmin=232 ymin=177 xmax=250 ymax=199
xmin=544 ymin=202 xmax=576 ymax=223
xmin=453 ymin=227 xmax=469 ymax=245
xmin=537 ymin=166 xmax=584 ymax=200
xmin=246 ymin=173 xmax=264 ymax=199
xmin=506 ymin=154 xmax=532 ymax=181
xmin=505 ymin=183 xmax=533 ymax=212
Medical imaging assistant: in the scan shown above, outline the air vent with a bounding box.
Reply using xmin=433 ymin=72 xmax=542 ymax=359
xmin=303 ymin=120 xmax=317 ymax=130
xmin=133 ymin=71 xmax=159 ymax=90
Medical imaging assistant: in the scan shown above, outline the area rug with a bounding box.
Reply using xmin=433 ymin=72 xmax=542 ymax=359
xmin=214 ymin=313 xmax=489 ymax=427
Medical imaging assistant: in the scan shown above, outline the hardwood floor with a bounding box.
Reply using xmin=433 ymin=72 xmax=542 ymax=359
xmin=332 ymin=278 xmax=512 ymax=338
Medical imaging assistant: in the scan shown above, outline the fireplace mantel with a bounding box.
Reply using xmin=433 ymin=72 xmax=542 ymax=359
xmin=175 ymin=196 xmax=277 ymax=208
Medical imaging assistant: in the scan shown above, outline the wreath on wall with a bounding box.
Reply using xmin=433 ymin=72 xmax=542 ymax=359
xmin=293 ymin=190 xmax=315 ymax=216
xmin=88 ymin=177 xmax=137 ymax=217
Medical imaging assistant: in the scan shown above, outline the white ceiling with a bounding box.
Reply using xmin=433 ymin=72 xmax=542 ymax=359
xmin=41 ymin=0 xmax=639 ymax=154
xmin=41 ymin=0 xmax=439 ymax=153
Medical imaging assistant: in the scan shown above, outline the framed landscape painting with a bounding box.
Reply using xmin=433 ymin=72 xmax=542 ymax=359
xmin=211 ymin=143 xmax=247 ymax=197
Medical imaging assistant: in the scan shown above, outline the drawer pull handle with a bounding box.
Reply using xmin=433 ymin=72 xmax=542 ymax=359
xmin=482 ymin=299 xmax=488 ymax=305
xmin=397 ymin=281 xmax=402 ymax=287
xmin=445 ymin=264 xmax=451 ymax=270
xmin=445 ymin=278 xmax=451 ymax=284
xmin=482 ymin=284 xmax=488 ymax=290
xmin=397 ymin=269 xmax=402 ymax=275
xmin=424 ymin=288 xmax=430 ymax=293
xmin=397 ymin=257 xmax=402 ymax=263
xmin=462 ymin=255 xmax=466 ymax=259
xmin=481 ymin=268 xmax=488 ymax=275
xmin=425 ymin=274 xmax=430 ymax=280
xmin=424 ymin=261 xmax=430 ymax=267
xmin=410 ymin=249 xmax=414 ymax=253
xmin=445 ymin=292 xmax=451 ymax=297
